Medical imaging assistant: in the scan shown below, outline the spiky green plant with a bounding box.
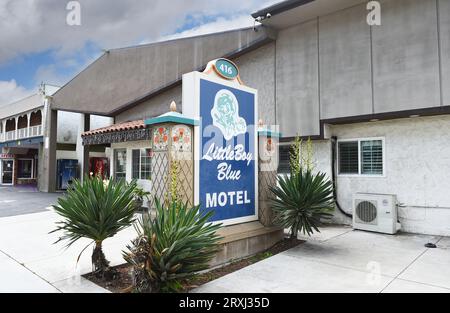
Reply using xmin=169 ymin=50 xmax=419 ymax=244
xmin=123 ymin=199 xmax=222 ymax=293
xmin=51 ymin=176 xmax=137 ymax=278
xmin=290 ymin=135 xmax=315 ymax=175
xmin=290 ymin=136 xmax=302 ymax=175
xmin=302 ymin=137 xmax=315 ymax=172
xmin=270 ymin=170 xmax=335 ymax=238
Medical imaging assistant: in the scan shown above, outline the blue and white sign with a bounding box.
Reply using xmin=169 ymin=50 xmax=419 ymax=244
xmin=182 ymin=62 xmax=258 ymax=226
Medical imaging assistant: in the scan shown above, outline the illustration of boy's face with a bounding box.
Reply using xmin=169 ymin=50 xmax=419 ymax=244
xmin=211 ymin=89 xmax=247 ymax=141
xmin=217 ymin=93 xmax=235 ymax=116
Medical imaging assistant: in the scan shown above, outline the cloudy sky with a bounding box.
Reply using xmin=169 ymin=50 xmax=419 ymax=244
xmin=0 ymin=0 xmax=279 ymax=105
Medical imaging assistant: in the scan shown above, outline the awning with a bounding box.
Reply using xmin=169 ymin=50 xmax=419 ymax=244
xmin=0 ymin=136 xmax=44 ymax=148
xmin=81 ymin=120 xmax=151 ymax=146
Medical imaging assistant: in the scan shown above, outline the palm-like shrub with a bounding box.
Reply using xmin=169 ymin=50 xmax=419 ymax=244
xmin=52 ymin=176 xmax=137 ymax=277
xmin=270 ymin=170 xmax=335 ymax=238
xmin=123 ymin=199 xmax=222 ymax=292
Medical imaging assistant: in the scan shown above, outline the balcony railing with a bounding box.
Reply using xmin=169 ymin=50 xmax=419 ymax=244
xmin=1 ymin=125 xmax=43 ymax=142
xmin=5 ymin=131 xmax=15 ymax=141
xmin=30 ymin=125 xmax=43 ymax=137
xmin=17 ymin=128 xmax=28 ymax=139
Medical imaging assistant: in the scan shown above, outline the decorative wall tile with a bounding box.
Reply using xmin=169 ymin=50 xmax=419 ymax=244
xmin=153 ymin=126 xmax=169 ymax=151
xmin=171 ymin=125 xmax=192 ymax=152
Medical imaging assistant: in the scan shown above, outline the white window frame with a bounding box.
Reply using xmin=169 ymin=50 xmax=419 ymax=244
xmin=113 ymin=149 xmax=127 ymax=180
xmin=131 ymin=148 xmax=152 ymax=181
xmin=17 ymin=158 xmax=34 ymax=180
xmin=111 ymin=143 xmax=152 ymax=182
xmin=337 ymin=137 xmax=386 ymax=178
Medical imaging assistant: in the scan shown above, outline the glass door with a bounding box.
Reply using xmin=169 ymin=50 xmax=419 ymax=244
xmin=1 ymin=160 xmax=14 ymax=185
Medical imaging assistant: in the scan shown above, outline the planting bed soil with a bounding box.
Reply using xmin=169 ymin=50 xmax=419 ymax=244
xmin=84 ymin=237 xmax=303 ymax=293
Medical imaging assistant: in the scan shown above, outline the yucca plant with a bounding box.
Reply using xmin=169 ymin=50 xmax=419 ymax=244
xmin=270 ymin=170 xmax=335 ymax=238
xmin=123 ymin=199 xmax=222 ymax=293
xmin=51 ymin=176 xmax=137 ymax=278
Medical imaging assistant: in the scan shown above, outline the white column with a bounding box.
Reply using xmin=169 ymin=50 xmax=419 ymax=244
xmin=27 ymin=112 xmax=31 ymax=137
xmin=126 ymin=148 xmax=132 ymax=182
xmin=14 ymin=117 xmax=18 ymax=140
xmin=76 ymin=113 xmax=85 ymax=179
xmin=75 ymin=113 xmax=90 ymax=181
xmin=42 ymin=100 xmax=48 ymax=138
xmin=1 ymin=120 xmax=5 ymax=142
xmin=39 ymin=109 xmax=44 ymax=135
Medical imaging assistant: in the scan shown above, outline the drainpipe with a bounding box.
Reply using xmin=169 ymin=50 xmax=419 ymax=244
xmin=330 ymin=136 xmax=352 ymax=218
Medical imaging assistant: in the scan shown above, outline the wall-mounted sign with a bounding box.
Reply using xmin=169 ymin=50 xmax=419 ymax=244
xmin=213 ymin=59 xmax=239 ymax=80
xmin=183 ymin=63 xmax=258 ymax=226
xmin=0 ymin=154 xmax=15 ymax=159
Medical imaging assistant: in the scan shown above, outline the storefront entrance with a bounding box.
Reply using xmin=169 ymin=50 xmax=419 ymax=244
xmin=1 ymin=160 xmax=14 ymax=185
xmin=0 ymin=148 xmax=39 ymax=186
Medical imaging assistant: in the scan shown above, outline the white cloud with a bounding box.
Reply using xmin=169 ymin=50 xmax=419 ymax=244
xmin=0 ymin=0 xmax=279 ymax=65
xmin=34 ymin=64 xmax=68 ymax=88
xmin=0 ymin=0 xmax=280 ymax=100
xmin=156 ymin=15 xmax=258 ymax=43
xmin=0 ymin=80 xmax=34 ymax=106
xmin=33 ymin=53 xmax=99 ymax=87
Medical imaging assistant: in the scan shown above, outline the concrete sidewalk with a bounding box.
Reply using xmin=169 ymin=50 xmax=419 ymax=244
xmin=0 ymin=209 xmax=136 ymax=293
xmin=2 ymin=197 xmax=450 ymax=293
xmin=194 ymin=226 xmax=450 ymax=293
xmin=0 ymin=186 xmax=61 ymax=218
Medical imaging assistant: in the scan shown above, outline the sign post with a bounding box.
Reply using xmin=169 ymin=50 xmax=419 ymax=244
xmin=183 ymin=59 xmax=258 ymax=226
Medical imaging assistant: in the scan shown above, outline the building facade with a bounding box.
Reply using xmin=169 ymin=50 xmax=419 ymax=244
xmin=0 ymin=84 xmax=112 ymax=191
xmin=49 ymin=0 xmax=450 ymax=236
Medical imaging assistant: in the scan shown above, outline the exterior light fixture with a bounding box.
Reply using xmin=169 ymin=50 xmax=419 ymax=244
xmin=253 ymin=13 xmax=272 ymax=31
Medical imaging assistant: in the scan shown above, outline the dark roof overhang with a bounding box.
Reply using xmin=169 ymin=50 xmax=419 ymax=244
xmin=251 ymin=0 xmax=315 ymax=19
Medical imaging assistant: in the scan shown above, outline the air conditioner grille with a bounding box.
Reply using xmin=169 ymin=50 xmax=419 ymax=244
xmin=355 ymin=200 xmax=377 ymax=224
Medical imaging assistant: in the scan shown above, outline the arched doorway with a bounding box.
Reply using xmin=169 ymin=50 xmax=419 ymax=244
xmin=30 ymin=111 xmax=43 ymax=136
xmin=17 ymin=115 xmax=28 ymax=139
xmin=5 ymin=119 xmax=16 ymax=141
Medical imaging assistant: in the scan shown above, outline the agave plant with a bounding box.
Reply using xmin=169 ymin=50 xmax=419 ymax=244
xmin=51 ymin=176 xmax=137 ymax=278
xmin=123 ymin=199 xmax=222 ymax=292
xmin=270 ymin=170 xmax=335 ymax=238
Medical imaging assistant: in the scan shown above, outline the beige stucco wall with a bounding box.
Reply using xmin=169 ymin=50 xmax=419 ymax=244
xmin=310 ymin=114 xmax=450 ymax=236
xmin=274 ymin=0 xmax=447 ymax=137
xmin=116 ymin=85 xmax=182 ymax=123
xmin=234 ymin=42 xmax=276 ymax=125
xmin=116 ymin=42 xmax=277 ymax=126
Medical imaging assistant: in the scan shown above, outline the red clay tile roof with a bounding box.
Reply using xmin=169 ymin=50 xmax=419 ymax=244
xmin=82 ymin=120 xmax=145 ymax=136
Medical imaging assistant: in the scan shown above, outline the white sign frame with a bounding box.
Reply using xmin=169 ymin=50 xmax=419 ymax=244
xmin=182 ymin=71 xmax=259 ymax=226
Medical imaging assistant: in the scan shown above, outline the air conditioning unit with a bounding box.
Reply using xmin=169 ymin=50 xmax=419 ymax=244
xmin=353 ymin=193 xmax=401 ymax=235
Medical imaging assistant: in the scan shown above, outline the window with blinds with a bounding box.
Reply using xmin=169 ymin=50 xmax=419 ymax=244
xmin=361 ymin=140 xmax=383 ymax=175
xmin=338 ymin=141 xmax=359 ymax=174
xmin=338 ymin=138 xmax=384 ymax=176
xmin=278 ymin=145 xmax=292 ymax=174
